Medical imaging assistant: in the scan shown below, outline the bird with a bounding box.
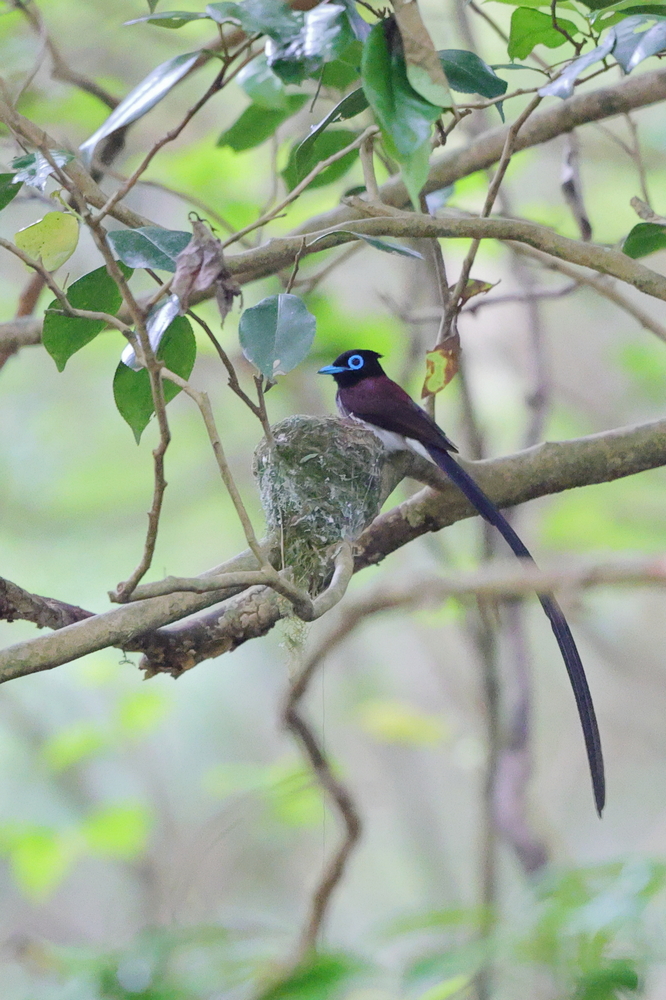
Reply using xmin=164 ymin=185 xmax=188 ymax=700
xmin=318 ymin=348 xmax=605 ymax=815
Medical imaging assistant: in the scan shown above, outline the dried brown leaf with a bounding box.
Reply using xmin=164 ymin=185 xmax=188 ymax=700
xmin=393 ymin=0 xmax=452 ymax=109
xmin=172 ymin=218 xmax=241 ymax=321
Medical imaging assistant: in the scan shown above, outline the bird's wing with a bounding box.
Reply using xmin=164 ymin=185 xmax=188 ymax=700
xmin=342 ymin=376 xmax=458 ymax=453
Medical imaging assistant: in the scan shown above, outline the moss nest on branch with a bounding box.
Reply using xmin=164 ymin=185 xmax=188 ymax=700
xmin=253 ymin=416 xmax=387 ymax=592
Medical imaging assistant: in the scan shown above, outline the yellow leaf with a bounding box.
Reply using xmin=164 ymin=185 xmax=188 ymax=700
xmin=15 ymin=211 xmax=79 ymax=271
xmin=456 ymin=277 xmax=498 ymax=304
xmin=421 ymin=337 xmax=460 ymax=398
xmin=358 ymin=699 xmax=449 ymax=745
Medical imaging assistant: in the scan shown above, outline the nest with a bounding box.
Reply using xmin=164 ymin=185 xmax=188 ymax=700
xmin=253 ymin=416 xmax=387 ymax=594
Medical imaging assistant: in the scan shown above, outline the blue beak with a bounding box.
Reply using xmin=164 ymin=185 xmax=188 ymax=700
xmin=318 ymin=364 xmax=346 ymax=374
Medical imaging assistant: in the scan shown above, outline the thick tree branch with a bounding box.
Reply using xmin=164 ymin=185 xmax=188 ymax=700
xmin=354 ymin=417 xmax=666 ymax=569
xmin=0 ymin=577 xmax=93 ymax=630
xmin=0 ymin=317 xmax=43 ymax=352
xmin=227 ymin=214 xmax=666 ymax=303
xmin=8 ymin=66 xmax=666 ymax=359
xmin=2 ymin=416 xmax=664 ymax=678
xmin=291 ymin=65 xmax=666 ymax=234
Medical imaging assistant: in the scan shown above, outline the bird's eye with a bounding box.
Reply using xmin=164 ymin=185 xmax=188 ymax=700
xmin=347 ymin=354 xmax=364 ymax=370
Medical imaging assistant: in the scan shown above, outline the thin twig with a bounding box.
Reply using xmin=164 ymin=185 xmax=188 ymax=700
xmin=159 ymin=368 xmax=266 ymax=566
xmin=222 ymin=126 xmax=379 ymax=250
xmin=468 ymin=0 xmax=550 ymax=72
xmin=254 ymin=376 xmax=274 ymax=444
xmin=359 ymin=132 xmax=381 ymax=202
xmin=282 ymin=543 xmax=361 ymax=959
xmin=69 ymin=195 xmax=173 ymax=603
xmin=185 ymin=309 xmax=266 ymax=420
xmin=290 ymin=242 xmax=363 ymax=295
xmin=92 ymin=63 xmax=229 ymax=225
xmin=625 ymin=112 xmax=651 ymax=207
xmin=550 ymin=0 xmax=582 ymax=53
xmin=0 ymin=237 xmax=132 ymax=335
xmin=456 ymin=86 xmax=540 ymax=111
xmin=510 ymin=243 xmax=666 ymax=344
xmin=443 ymin=95 xmax=543 ymax=341
xmin=284 ymin=238 xmax=307 ymax=294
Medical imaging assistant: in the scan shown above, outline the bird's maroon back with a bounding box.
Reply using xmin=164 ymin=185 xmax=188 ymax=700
xmin=337 ymin=376 xmax=458 ymax=453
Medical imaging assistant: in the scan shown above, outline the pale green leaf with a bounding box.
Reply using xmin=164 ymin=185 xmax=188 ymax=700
xmin=15 ymin=211 xmax=79 ymax=271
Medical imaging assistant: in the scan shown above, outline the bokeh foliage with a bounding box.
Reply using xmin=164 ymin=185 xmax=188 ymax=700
xmin=3 ymin=0 xmax=666 ymax=998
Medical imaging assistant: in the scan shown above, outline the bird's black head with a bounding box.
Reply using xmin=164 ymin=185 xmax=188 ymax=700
xmin=317 ymin=349 xmax=385 ymax=387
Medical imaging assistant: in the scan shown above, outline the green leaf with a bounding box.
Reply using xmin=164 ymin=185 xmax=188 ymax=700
xmin=416 ymin=975 xmax=471 ymax=1000
xmin=595 ymin=5 xmax=666 ymax=26
xmin=107 ymin=226 xmax=191 ymax=271
xmin=611 ymin=4 xmax=666 ymax=14
xmin=394 ymin=1 xmax=452 ymax=107
xmin=397 ymin=135 xmax=433 ymax=210
xmin=205 ymin=0 xmax=243 ymax=24
xmin=124 ymin=10 xmax=209 ymax=27
xmin=439 ymin=49 xmax=507 ymax=119
xmin=116 ymin=690 xmax=170 ymax=734
xmin=263 ymin=759 xmax=324 ymax=827
xmin=207 ymin=0 xmax=300 ymax=39
xmin=239 ymin=293 xmax=316 ymax=379
xmin=7 ymin=829 xmax=75 ymax=900
xmin=217 ymin=93 xmax=308 ymax=151
xmin=82 ymin=804 xmax=151 ymax=858
xmin=257 ymin=953 xmax=359 ymax=1000
xmin=43 ymin=262 xmax=133 ymax=371
xmin=266 ymin=4 xmax=354 ymax=84
xmin=538 ymin=30 xmax=615 ymax=96
xmin=491 ymin=0 xmax=578 ymax=6
xmin=15 ymin=211 xmax=79 ymax=271
xmin=508 ymin=7 xmax=579 ymax=59
xmin=282 ymin=129 xmax=359 ymax=191
xmin=574 ymin=960 xmax=639 ymax=999
xmin=42 ymin=723 xmax=107 ymax=772
xmin=294 ymin=87 xmax=368 ymax=169
xmin=80 ymin=51 xmax=205 ymax=164
xmin=0 ymin=172 xmax=21 ymax=211
xmin=320 ymin=57 xmax=360 ymax=89
xmin=439 ymin=49 xmax=508 ymax=97
xmin=540 ymin=15 xmax=666 ymax=98
xmin=236 ymin=52 xmax=290 ymax=109
xmin=308 ymin=229 xmax=423 ymax=258
xmin=358 ymin=699 xmax=448 ymax=745
xmin=11 ymin=150 xmax=74 ymax=192
xmin=113 ymin=315 xmax=196 ymax=442
xmin=623 ymin=222 xmax=666 ymax=257
xmin=361 ymin=19 xmax=441 ymax=159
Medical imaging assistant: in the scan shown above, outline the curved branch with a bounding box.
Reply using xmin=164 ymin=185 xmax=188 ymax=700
xmin=0 ymin=96 xmax=154 ymax=230
xmin=291 ymin=65 xmax=666 ymax=235
xmin=2 ymin=415 xmax=664 ymax=677
xmin=8 ymin=65 xmax=666 ymax=357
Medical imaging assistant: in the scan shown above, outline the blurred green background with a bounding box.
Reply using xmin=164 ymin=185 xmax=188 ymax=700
xmin=3 ymin=0 xmax=666 ymax=997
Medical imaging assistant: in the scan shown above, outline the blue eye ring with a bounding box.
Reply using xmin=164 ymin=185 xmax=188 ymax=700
xmin=348 ymin=354 xmax=364 ymax=370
